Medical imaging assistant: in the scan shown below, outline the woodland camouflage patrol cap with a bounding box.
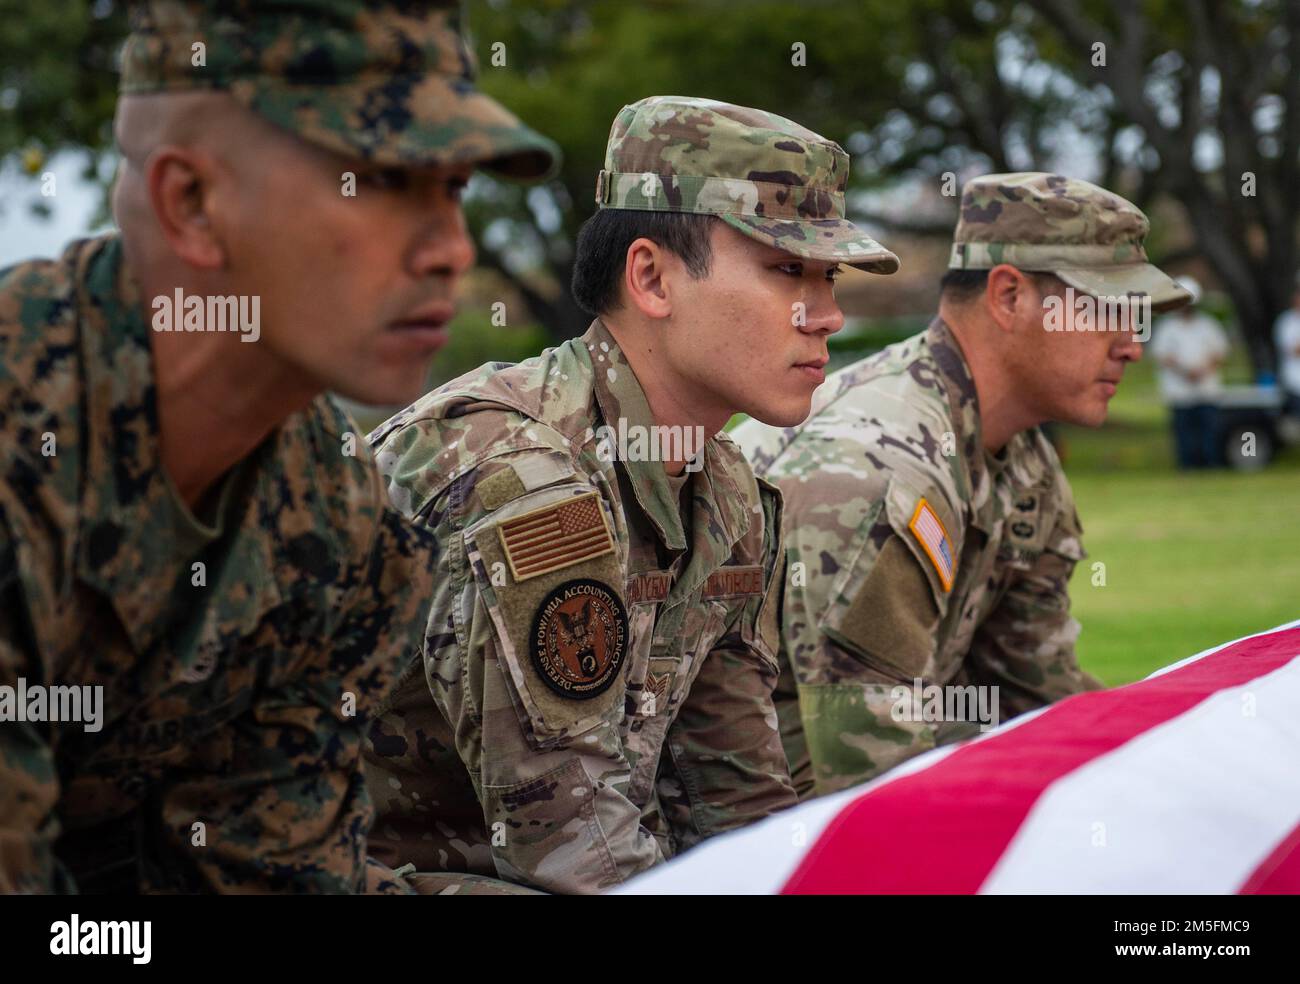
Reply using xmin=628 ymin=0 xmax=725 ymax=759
xmin=120 ymin=0 xmax=558 ymax=179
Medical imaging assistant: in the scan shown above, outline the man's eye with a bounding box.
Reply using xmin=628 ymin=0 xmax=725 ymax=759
xmin=776 ymin=263 xmax=804 ymax=276
xmin=360 ymin=168 xmax=411 ymax=191
xmin=827 ymin=267 xmax=843 ymax=282
xmin=446 ymin=179 xmax=469 ymax=202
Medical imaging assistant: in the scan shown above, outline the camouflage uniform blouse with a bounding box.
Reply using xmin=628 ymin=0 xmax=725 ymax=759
xmin=364 ymin=319 xmax=796 ymax=894
xmin=0 ymin=236 xmax=433 ymax=892
xmin=735 ymin=319 xmax=1102 ymax=798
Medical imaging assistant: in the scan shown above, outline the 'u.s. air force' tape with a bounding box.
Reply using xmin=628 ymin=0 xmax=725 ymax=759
xmin=701 ymin=565 xmax=764 ymax=599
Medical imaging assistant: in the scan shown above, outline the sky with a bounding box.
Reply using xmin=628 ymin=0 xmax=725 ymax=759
xmin=0 ymin=151 xmax=114 ymax=268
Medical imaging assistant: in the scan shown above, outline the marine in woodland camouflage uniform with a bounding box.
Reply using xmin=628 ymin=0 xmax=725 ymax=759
xmin=735 ymin=172 xmax=1191 ymax=798
xmin=0 ymin=0 xmax=555 ymax=893
xmin=363 ymin=96 xmax=899 ymax=893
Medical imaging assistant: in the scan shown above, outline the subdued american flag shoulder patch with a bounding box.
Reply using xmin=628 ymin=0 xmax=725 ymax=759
xmin=497 ymin=491 xmax=615 ymax=582
xmin=907 ymin=497 xmax=954 ymax=592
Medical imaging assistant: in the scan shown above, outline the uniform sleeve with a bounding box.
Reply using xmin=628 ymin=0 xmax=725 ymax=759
xmin=163 ymin=508 xmax=432 ymax=893
xmin=0 ymin=516 xmax=67 ymax=893
xmin=964 ymin=484 xmax=1103 ymax=715
xmin=362 ymin=652 xmax=500 ymax=882
xmin=658 ymin=485 xmax=797 ymax=849
xmin=411 ymin=447 xmax=662 ymax=894
xmin=785 ymin=475 xmax=961 ymax=800
xmin=466 ymin=593 xmax=663 ymax=893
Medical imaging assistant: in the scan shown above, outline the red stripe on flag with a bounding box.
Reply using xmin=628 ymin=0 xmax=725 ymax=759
xmin=1238 ymin=819 xmax=1300 ymax=894
xmin=780 ymin=625 xmax=1300 ymax=894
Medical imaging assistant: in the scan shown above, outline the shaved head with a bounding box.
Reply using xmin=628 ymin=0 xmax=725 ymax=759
xmin=112 ymin=91 xmax=265 ymax=246
xmin=114 ymin=90 xmax=242 ymax=162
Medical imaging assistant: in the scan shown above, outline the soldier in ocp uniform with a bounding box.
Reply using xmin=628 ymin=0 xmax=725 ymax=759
xmin=362 ymin=95 xmax=900 ymax=893
xmin=735 ymin=172 xmax=1192 ymax=798
xmin=0 ymin=0 xmax=556 ymax=893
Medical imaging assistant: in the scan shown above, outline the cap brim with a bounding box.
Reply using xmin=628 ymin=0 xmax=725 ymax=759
xmin=1054 ymin=262 xmax=1192 ymax=314
xmin=720 ymin=214 xmax=900 ymax=274
xmin=231 ymin=74 xmax=559 ymax=181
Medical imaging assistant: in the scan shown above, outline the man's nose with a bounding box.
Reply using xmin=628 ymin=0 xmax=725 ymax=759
xmin=409 ymin=200 xmax=476 ymax=279
xmin=801 ymin=288 xmax=846 ymax=336
xmin=1115 ymin=331 xmax=1144 ymax=362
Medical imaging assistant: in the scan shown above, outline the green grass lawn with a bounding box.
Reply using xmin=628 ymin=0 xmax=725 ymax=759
xmin=1060 ymin=355 xmax=1300 ymax=684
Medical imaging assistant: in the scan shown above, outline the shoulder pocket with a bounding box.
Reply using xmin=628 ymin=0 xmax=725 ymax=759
xmin=820 ymin=478 xmax=954 ymax=681
xmin=885 ymin=479 xmax=960 ymax=600
xmin=464 ymin=484 xmax=629 ymax=746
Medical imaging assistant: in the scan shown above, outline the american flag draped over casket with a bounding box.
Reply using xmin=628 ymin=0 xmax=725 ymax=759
xmin=616 ymin=621 xmax=1300 ymax=895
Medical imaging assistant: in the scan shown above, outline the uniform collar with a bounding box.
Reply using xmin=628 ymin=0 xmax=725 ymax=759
xmin=925 ymin=317 xmax=1051 ymax=527
xmin=587 ymin=319 xmax=685 ymax=549
xmin=585 ymin=319 xmax=755 ymax=584
xmin=71 ymin=235 xmax=283 ymax=656
xmin=926 ymin=316 xmax=987 ymax=487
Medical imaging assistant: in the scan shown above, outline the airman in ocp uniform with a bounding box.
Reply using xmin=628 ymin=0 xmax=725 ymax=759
xmin=363 ymin=95 xmax=900 ymax=893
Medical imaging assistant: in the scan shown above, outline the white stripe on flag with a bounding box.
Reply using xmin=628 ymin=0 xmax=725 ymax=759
xmin=610 ymin=709 xmax=1050 ymax=894
xmin=979 ymin=653 xmax=1300 ymax=894
xmin=609 ymin=784 xmax=863 ymax=895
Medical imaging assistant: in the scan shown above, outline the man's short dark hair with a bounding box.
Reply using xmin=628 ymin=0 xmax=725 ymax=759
xmin=939 ymin=267 xmax=1064 ymax=303
xmin=939 ymin=268 xmax=990 ymax=304
xmin=571 ymin=209 xmax=717 ymax=316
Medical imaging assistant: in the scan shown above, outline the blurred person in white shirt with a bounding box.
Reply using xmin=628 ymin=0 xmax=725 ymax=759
xmin=1150 ymin=276 xmax=1229 ymax=469
xmin=1272 ymin=276 xmax=1300 ymax=417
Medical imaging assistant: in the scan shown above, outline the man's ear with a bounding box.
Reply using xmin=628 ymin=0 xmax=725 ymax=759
xmin=146 ymin=146 xmax=226 ymax=271
xmin=622 ymin=237 xmax=675 ymax=320
xmin=984 ymin=264 xmax=1036 ymax=334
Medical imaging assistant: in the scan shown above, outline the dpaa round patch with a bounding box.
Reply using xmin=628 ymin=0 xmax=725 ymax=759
xmin=530 ymin=578 xmax=628 ymax=699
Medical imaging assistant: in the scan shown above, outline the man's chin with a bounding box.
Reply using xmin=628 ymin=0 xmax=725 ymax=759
xmin=745 ymin=399 xmax=813 ymax=429
xmin=330 ymin=374 xmax=428 ymax=411
xmin=1059 ymin=402 xmax=1110 ymax=430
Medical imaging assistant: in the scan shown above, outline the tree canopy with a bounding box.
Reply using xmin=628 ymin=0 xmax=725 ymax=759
xmin=3 ymin=0 xmax=1297 ymax=370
